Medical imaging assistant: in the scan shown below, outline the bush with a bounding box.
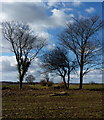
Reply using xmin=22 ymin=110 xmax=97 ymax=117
xmin=54 ymin=85 xmax=60 ymax=89
xmin=59 ymin=82 xmax=65 ymax=88
xmin=47 ymin=81 xmax=53 ymax=87
xmin=89 ymin=81 xmax=96 ymax=85
xmin=25 ymin=75 xmax=35 ymax=84
xmin=40 ymin=80 xmax=47 ymax=86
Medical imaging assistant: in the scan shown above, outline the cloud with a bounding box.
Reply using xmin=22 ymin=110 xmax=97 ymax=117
xmin=0 ymin=55 xmax=42 ymax=82
xmin=2 ymin=3 xmax=48 ymax=22
xmin=47 ymin=43 xmax=56 ymax=50
xmin=50 ymin=8 xmax=74 ymax=28
xmin=0 ymin=56 xmax=17 ymax=81
xmin=63 ymin=8 xmax=73 ymax=12
xmin=85 ymin=7 xmax=95 ymax=14
xmin=2 ymin=0 xmax=42 ymax=2
xmin=1 ymin=37 xmax=12 ymax=53
xmin=2 ymin=2 xmax=74 ymax=28
xmin=78 ymin=14 xmax=86 ymax=19
xmin=2 ymin=0 xmax=15 ymax=3
xmin=0 ymin=56 xmax=17 ymax=72
xmin=46 ymin=1 xmax=58 ymax=7
xmin=1 ymin=3 xmax=51 ymax=52
xmin=72 ymin=1 xmax=81 ymax=7
xmin=50 ymin=9 xmax=66 ymax=27
xmin=1 ymin=2 xmax=75 ymax=54
xmin=75 ymin=69 xmax=102 ymax=83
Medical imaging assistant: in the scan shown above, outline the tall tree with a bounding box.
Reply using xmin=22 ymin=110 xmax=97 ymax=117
xmin=2 ymin=21 xmax=46 ymax=89
xmin=59 ymin=16 xmax=103 ymax=89
xmin=41 ymin=47 xmax=77 ymax=89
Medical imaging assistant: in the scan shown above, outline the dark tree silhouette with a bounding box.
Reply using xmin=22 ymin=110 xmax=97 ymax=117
xmin=43 ymin=72 xmax=50 ymax=83
xmin=41 ymin=47 xmax=77 ymax=89
xmin=2 ymin=21 xmax=46 ymax=89
xmin=59 ymin=16 xmax=103 ymax=89
xmin=25 ymin=74 xmax=35 ymax=84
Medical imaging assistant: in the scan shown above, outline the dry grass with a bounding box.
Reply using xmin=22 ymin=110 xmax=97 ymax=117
xmin=2 ymin=84 xmax=104 ymax=120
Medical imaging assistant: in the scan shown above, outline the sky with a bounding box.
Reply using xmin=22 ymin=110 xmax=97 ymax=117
xmin=0 ymin=1 xmax=103 ymax=83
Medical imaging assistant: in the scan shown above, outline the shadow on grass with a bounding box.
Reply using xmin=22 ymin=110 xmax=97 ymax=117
xmin=1 ymin=118 xmax=104 ymax=120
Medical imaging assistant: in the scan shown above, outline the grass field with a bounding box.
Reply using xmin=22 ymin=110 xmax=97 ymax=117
xmin=1 ymin=84 xmax=104 ymax=120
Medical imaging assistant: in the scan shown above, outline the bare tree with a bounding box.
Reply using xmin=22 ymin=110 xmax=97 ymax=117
xmin=2 ymin=21 xmax=46 ymax=89
xmin=59 ymin=16 xmax=103 ymax=89
xmin=41 ymin=47 xmax=77 ymax=89
xmin=43 ymin=72 xmax=50 ymax=83
xmin=25 ymin=74 xmax=35 ymax=84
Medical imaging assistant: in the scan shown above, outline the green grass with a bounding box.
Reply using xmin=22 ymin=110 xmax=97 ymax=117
xmin=2 ymin=84 xmax=104 ymax=120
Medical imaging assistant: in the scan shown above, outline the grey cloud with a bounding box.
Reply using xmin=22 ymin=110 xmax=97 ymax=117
xmin=2 ymin=59 xmax=17 ymax=72
xmin=2 ymin=2 xmax=73 ymax=29
xmin=2 ymin=72 xmax=18 ymax=82
xmin=1 ymin=2 xmax=75 ymax=48
xmin=0 ymin=56 xmax=41 ymax=82
xmin=2 ymin=2 xmax=48 ymax=23
xmin=1 ymin=57 xmax=18 ymax=81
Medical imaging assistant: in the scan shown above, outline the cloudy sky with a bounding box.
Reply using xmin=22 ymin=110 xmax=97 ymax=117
xmin=0 ymin=1 xmax=103 ymax=83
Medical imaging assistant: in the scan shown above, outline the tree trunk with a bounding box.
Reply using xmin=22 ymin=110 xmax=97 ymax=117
xmin=63 ymin=76 xmax=68 ymax=89
xmin=67 ymin=73 xmax=70 ymax=89
xmin=79 ymin=66 xmax=83 ymax=89
xmin=67 ymin=68 xmax=70 ymax=89
xmin=19 ymin=76 xmax=23 ymax=89
xmin=18 ymin=64 xmax=26 ymax=89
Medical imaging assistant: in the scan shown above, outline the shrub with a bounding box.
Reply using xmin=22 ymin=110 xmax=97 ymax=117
xmin=25 ymin=75 xmax=35 ymax=84
xmin=47 ymin=81 xmax=53 ymax=87
xmin=59 ymin=82 xmax=66 ymax=88
xmin=89 ymin=81 xmax=96 ymax=85
xmin=40 ymin=80 xmax=47 ymax=86
xmin=54 ymin=86 xmax=60 ymax=89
